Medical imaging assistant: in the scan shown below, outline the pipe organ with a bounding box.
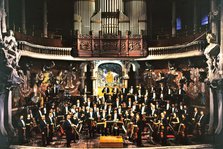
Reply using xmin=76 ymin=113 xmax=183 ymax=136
xmin=73 ymin=0 xmax=148 ymax=57
xmin=73 ymin=0 xmax=147 ymax=36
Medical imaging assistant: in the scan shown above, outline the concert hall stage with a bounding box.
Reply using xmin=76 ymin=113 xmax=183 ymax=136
xmin=9 ymin=134 xmax=213 ymax=149
xmin=9 ymin=144 xmax=213 ymax=149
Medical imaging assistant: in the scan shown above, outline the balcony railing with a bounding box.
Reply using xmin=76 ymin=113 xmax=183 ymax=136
xmin=138 ymin=40 xmax=206 ymax=60
xmin=18 ymin=41 xmax=73 ymax=60
xmin=18 ymin=40 xmax=206 ymax=60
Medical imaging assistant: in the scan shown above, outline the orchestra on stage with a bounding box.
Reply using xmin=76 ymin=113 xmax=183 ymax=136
xmin=15 ymin=83 xmax=207 ymax=147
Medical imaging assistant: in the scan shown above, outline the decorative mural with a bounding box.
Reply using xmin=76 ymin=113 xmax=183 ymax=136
xmin=14 ymin=60 xmax=81 ymax=108
xmin=97 ymin=63 xmax=122 ymax=87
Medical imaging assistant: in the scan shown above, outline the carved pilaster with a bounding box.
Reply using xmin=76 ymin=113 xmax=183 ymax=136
xmin=21 ymin=0 xmax=26 ymax=34
xmin=43 ymin=0 xmax=48 ymax=38
xmin=171 ymin=0 xmax=176 ymax=38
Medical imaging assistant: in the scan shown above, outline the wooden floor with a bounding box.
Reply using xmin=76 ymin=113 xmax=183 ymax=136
xmin=9 ymin=134 xmax=214 ymax=149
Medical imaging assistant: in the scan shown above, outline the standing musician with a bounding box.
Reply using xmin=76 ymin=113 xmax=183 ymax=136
xmin=87 ymin=108 xmax=96 ymax=137
xmin=120 ymin=85 xmax=128 ymax=99
xmin=135 ymin=113 xmax=144 ymax=147
xmin=18 ymin=115 xmax=26 ymax=145
xmin=47 ymin=112 xmax=55 ymax=142
xmin=156 ymin=112 xmax=168 ymax=145
xmin=63 ymin=114 xmax=77 ymax=147
xmin=26 ymin=114 xmax=32 ymax=142
xmin=39 ymin=115 xmax=49 ymax=146
xmin=102 ymin=84 xmax=110 ymax=101
xmin=112 ymin=84 xmax=119 ymax=100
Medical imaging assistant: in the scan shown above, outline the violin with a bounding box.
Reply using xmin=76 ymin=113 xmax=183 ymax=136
xmin=178 ymin=123 xmax=186 ymax=137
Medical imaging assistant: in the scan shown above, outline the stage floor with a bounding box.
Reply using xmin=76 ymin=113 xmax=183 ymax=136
xmin=9 ymin=134 xmax=213 ymax=149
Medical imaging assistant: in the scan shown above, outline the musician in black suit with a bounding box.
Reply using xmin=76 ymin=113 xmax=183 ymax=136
xmin=87 ymin=108 xmax=96 ymax=137
xmin=106 ymin=95 xmax=113 ymax=104
xmin=45 ymin=86 xmax=52 ymax=102
xmin=39 ymin=115 xmax=49 ymax=146
xmin=136 ymin=114 xmax=144 ymax=147
xmin=63 ymin=114 xmax=77 ymax=147
xmin=196 ymin=111 xmax=206 ymax=136
xmin=113 ymin=97 xmax=120 ymax=109
xmin=102 ymin=84 xmax=110 ymax=101
xmin=62 ymin=103 xmax=70 ymax=116
xmin=36 ymin=107 xmax=43 ymax=123
xmin=46 ymin=112 xmax=55 ymax=142
xmin=136 ymin=84 xmax=144 ymax=101
xmin=112 ymin=85 xmax=119 ymax=100
xmin=159 ymin=112 xmax=168 ymax=145
xmin=18 ymin=115 xmax=26 ymax=145
xmin=120 ymin=85 xmax=128 ymax=99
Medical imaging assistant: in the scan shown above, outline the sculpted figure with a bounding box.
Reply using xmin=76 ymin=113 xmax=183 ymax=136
xmin=204 ymin=33 xmax=220 ymax=81
xmin=204 ymin=33 xmax=223 ymax=135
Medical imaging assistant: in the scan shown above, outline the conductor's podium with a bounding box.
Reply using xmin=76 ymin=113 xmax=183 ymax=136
xmin=99 ymin=136 xmax=123 ymax=148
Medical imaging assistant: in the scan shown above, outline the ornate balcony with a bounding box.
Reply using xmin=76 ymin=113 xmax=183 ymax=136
xmin=18 ymin=39 xmax=206 ymax=61
xmin=72 ymin=31 xmax=148 ymax=57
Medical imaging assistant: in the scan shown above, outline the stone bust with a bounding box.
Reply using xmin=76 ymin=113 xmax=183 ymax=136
xmin=204 ymin=33 xmax=220 ymax=81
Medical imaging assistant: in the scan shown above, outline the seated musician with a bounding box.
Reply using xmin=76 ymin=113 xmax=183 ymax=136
xmin=63 ymin=114 xmax=77 ymax=147
xmin=112 ymin=110 xmax=120 ymax=121
xmin=107 ymin=95 xmax=113 ymax=104
xmin=93 ymin=103 xmax=97 ymax=113
xmin=117 ymin=106 xmax=122 ymax=116
xmin=76 ymin=99 xmax=81 ymax=108
xmin=39 ymin=115 xmax=49 ymax=146
xmin=70 ymin=105 xmax=76 ymax=114
xmin=140 ymin=95 xmax=149 ymax=105
xmin=107 ymin=104 xmax=113 ymax=116
xmin=119 ymin=94 xmax=126 ymax=104
xmin=62 ymin=103 xmax=70 ymax=116
xmin=86 ymin=97 xmax=92 ymax=108
xmin=128 ymin=86 xmax=135 ymax=95
xmin=148 ymin=104 xmax=157 ymax=118
xmin=101 ymin=109 xmax=107 ymax=121
xmin=113 ymin=97 xmax=120 ymax=108
xmin=136 ymin=84 xmax=144 ymax=100
xmin=18 ymin=115 xmax=26 ymax=145
xmin=131 ymin=102 xmax=138 ymax=113
xmin=134 ymin=93 xmax=139 ymax=104
xmin=95 ymin=108 xmax=101 ymax=121
xmin=178 ymin=114 xmax=188 ymax=140
xmin=169 ymin=112 xmax=180 ymax=131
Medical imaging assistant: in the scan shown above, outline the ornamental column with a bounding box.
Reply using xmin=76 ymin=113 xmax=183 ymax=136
xmin=43 ymin=0 xmax=48 ymax=38
xmin=210 ymin=0 xmax=218 ymax=42
xmin=5 ymin=0 xmax=9 ymax=29
xmin=219 ymin=0 xmax=223 ymax=75
xmin=21 ymin=0 xmax=26 ymax=34
xmin=193 ymin=0 xmax=197 ymax=33
xmin=171 ymin=0 xmax=176 ymax=37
